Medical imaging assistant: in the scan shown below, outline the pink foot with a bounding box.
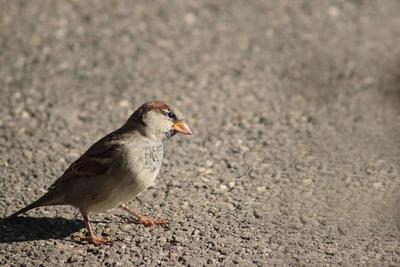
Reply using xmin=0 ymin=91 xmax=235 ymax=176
xmin=85 ymin=235 xmax=112 ymax=246
xmin=136 ymin=216 xmax=166 ymax=227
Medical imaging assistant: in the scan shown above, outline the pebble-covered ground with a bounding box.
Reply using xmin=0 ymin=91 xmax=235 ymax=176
xmin=1 ymin=1 xmax=400 ymax=266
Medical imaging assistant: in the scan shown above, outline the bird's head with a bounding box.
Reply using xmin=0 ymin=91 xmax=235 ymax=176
xmin=125 ymin=101 xmax=192 ymax=142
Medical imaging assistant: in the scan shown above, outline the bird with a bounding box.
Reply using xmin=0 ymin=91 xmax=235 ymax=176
xmin=8 ymin=100 xmax=192 ymax=245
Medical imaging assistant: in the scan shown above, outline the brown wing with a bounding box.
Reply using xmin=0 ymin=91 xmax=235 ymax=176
xmin=48 ymin=133 xmax=123 ymax=190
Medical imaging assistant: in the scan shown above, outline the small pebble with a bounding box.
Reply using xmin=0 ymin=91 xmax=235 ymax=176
xmin=256 ymin=186 xmax=266 ymax=192
xmin=118 ymin=100 xmax=130 ymax=108
xmin=184 ymin=13 xmax=195 ymax=25
xmin=253 ymin=210 xmax=262 ymax=219
xmin=219 ymin=184 xmax=228 ymax=191
xmin=373 ymin=182 xmax=382 ymax=188
xmin=328 ymin=6 xmax=339 ymax=18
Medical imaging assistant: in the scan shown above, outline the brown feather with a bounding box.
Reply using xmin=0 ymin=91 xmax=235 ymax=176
xmin=48 ymin=132 xmax=123 ymax=191
xmin=124 ymin=101 xmax=172 ymax=127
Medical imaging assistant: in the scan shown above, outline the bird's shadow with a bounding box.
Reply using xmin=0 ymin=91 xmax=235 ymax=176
xmin=0 ymin=216 xmax=83 ymax=243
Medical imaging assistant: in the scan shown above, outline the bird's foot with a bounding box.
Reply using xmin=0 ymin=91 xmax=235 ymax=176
xmin=136 ymin=216 xmax=166 ymax=227
xmin=85 ymin=235 xmax=112 ymax=246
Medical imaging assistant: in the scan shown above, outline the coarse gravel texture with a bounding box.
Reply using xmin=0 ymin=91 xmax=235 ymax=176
xmin=1 ymin=0 xmax=400 ymax=266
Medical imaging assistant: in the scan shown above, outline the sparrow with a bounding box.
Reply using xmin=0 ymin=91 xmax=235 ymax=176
xmin=8 ymin=100 xmax=192 ymax=245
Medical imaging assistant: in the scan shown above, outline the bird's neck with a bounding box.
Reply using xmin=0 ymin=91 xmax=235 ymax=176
xmin=118 ymin=124 xmax=165 ymax=143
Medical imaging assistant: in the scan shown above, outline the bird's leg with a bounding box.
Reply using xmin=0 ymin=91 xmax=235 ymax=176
xmin=80 ymin=210 xmax=111 ymax=245
xmin=120 ymin=204 xmax=165 ymax=227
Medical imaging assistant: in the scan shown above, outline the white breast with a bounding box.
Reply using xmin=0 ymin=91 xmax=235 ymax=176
xmin=125 ymin=140 xmax=163 ymax=186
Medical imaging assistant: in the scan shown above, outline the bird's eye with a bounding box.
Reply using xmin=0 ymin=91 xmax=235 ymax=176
xmin=166 ymin=111 xmax=176 ymax=120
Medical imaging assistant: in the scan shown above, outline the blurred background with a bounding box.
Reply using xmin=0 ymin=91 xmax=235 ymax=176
xmin=1 ymin=0 xmax=400 ymax=265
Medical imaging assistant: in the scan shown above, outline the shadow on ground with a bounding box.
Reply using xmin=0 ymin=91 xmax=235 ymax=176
xmin=0 ymin=217 xmax=83 ymax=243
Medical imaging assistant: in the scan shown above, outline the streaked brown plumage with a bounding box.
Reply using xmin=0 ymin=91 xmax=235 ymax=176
xmin=8 ymin=101 xmax=192 ymax=245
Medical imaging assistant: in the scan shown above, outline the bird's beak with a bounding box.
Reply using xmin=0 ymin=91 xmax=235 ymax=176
xmin=173 ymin=121 xmax=192 ymax=135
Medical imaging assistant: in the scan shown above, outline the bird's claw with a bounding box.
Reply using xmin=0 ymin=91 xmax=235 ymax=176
xmin=85 ymin=235 xmax=112 ymax=246
xmin=136 ymin=216 xmax=166 ymax=227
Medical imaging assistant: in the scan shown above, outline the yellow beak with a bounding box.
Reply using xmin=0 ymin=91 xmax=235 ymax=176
xmin=173 ymin=121 xmax=192 ymax=135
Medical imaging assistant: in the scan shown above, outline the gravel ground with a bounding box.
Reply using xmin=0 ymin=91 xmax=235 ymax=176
xmin=1 ymin=0 xmax=400 ymax=266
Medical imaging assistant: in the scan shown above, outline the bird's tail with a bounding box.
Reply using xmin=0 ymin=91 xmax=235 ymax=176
xmin=7 ymin=190 xmax=63 ymax=219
